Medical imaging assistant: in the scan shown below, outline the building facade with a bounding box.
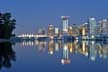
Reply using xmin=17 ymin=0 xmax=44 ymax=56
xmin=88 ymin=18 xmax=97 ymax=35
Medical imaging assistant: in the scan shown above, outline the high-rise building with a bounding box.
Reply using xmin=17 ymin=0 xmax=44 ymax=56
xmin=71 ymin=24 xmax=80 ymax=36
xmin=102 ymin=19 xmax=108 ymax=35
xmin=61 ymin=16 xmax=70 ymax=33
xmin=54 ymin=27 xmax=60 ymax=36
xmin=88 ymin=18 xmax=97 ymax=35
xmin=98 ymin=21 xmax=103 ymax=34
xmin=80 ymin=23 xmax=88 ymax=36
xmin=68 ymin=26 xmax=73 ymax=36
xmin=48 ymin=24 xmax=54 ymax=39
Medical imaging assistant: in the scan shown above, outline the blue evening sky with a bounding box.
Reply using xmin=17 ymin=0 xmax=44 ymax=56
xmin=0 ymin=0 xmax=108 ymax=34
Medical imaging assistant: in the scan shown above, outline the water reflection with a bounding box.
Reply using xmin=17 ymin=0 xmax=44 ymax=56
xmin=19 ymin=40 xmax=108 ymax=64
xmin=0 ymin=42 xmax=16 ymax=70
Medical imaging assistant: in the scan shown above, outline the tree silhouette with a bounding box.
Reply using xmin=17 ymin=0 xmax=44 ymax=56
xmin=0 ymin=12 xmax=16 ymax=39
xmin=0 ymin=42 xmax=16 ymax=70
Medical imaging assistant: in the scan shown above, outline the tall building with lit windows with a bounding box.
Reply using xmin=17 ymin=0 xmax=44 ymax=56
xmin=98 ymin=21 xmax=103 ymax=34
xmin=102 ymin=19 xmax=108 ymax=35
xmin=61 ymin=16 xmax=70 ymax=33
xmin=80 ymin=22 xmax=88 ymax=36
xmin=88 ymin=18 xmax=97 ymax=35
xmin=71 ymin=24 xmax=80 ymax=36
xmin=54 ymin=27 xmax=60 ymax=36
xmin=48 ymin=24 xmax=54 ymax=39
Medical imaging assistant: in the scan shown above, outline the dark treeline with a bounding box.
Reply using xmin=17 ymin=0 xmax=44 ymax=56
xmin=0 ymin=12 xmax=16 ymax=39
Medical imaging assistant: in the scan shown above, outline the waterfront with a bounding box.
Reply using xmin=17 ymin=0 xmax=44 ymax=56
xmin=0 ymin=39 xmax=108 ymax=72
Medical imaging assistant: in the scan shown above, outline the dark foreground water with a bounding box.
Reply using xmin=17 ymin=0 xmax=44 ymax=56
xmin=0 ymin=40 xmax=108 ymax=72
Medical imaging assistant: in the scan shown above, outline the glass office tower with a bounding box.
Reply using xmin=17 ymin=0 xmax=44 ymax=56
xmin=88 ymin=18 xmax=97 ymax=35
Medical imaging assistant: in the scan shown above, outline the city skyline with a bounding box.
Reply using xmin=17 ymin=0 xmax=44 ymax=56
xmin=1 ymin=0 xmax=108 ymax=72
xmin=1 ymin=0 xmax=108 ymax=34
xmin=17 ymin=17 xmax=108 ymax=37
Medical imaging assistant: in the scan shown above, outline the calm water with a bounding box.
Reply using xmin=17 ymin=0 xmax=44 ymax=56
xmin=0 ymin=40 xmax=108 ymax=72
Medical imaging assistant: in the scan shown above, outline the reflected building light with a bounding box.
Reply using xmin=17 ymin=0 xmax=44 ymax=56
xmin=29 ymin=41 xmax=34 ymax=46
xmin=22 ymin=42 xmax=26 ymax=46
xmin=74 ymin=41 xmax=79 ymax=53
xmin=39 ymin=41 xmax=47 ymax=46
xmin=88 ymin=43 xmax=97 ymax=61
xmin=31 ymin=42 xmax=34 ymax=46
xmin=68 ymin=43 xmax=73 ymax=53
xmin=48 ymin=51 xmax=53 ymax=55
xmin=26 ymin=42 xmax=29 ymax=46
xmin=101 ymin=46 xmax=108 ymax=59
xmin=55 ymin=43 xmax=59 ymax=52
xmin=38 ymin=45 xmax=46 ymax=52
xmin=75 ymin=37 xmax=79 ymax=42
xmin=74 ymin=40 xmax=78 ymax=44
xmin=82 ymin=41 xmax=86 ymax=52
xmin=22 ymin=42 xmax=25 ymax=46
xmin=21 ymin=41 xmax=34 ymax=46
xmin=61 ymin=44 xmax=70 ymax=64
xmin=48 ymin=40 xmax=54 ymax=55
xmin=91 ymin=41 xmax=95 ymax=45
xmin=97 ymin=43 xmax=104 ymax=58
xmin=34 ymin=40 xmax=39 ymax=45
xmin=27 ymin=41 xmax=30 ymax=46
xmin=38 ymin=42 xmax=47 ymax=49
xmin=69 ymin=47 xmax=73 ymax=53
xmin=82 ymin=41 xmax=88 ymax=56
xmin=59 ymin=40 xmax=62 ymax=48
xmin=97 ymin=44 xmax=108 ymax=59
xmin=28 ymin=41 xmax=31 ymax=46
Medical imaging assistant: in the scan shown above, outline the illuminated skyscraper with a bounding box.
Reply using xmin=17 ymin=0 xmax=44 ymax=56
xmin=71 ymin=24 xmax=80 ymax=36
xmin=68 ymin=26 xmax=73 ymax=36
xmin=98 ymin=21 xmax=103 ymax=34
xmin=102 ymin=19 xmax=108 ymax=35
xmin=54 ymin=27 xmax=60 ymax=36
xmin=80 ymin=23 xmax=88 ymax=36
xmin=48 ymin=24 xmax=54 ymax=39
xmin=88 ymin=18 xmax=97 ymax=35
xmin=61 ymin=16 xmax=70 ymax=33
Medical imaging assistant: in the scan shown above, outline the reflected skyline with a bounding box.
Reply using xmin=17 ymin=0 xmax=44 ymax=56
xmin=18 ymin=40 xmax=108 ymax=64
